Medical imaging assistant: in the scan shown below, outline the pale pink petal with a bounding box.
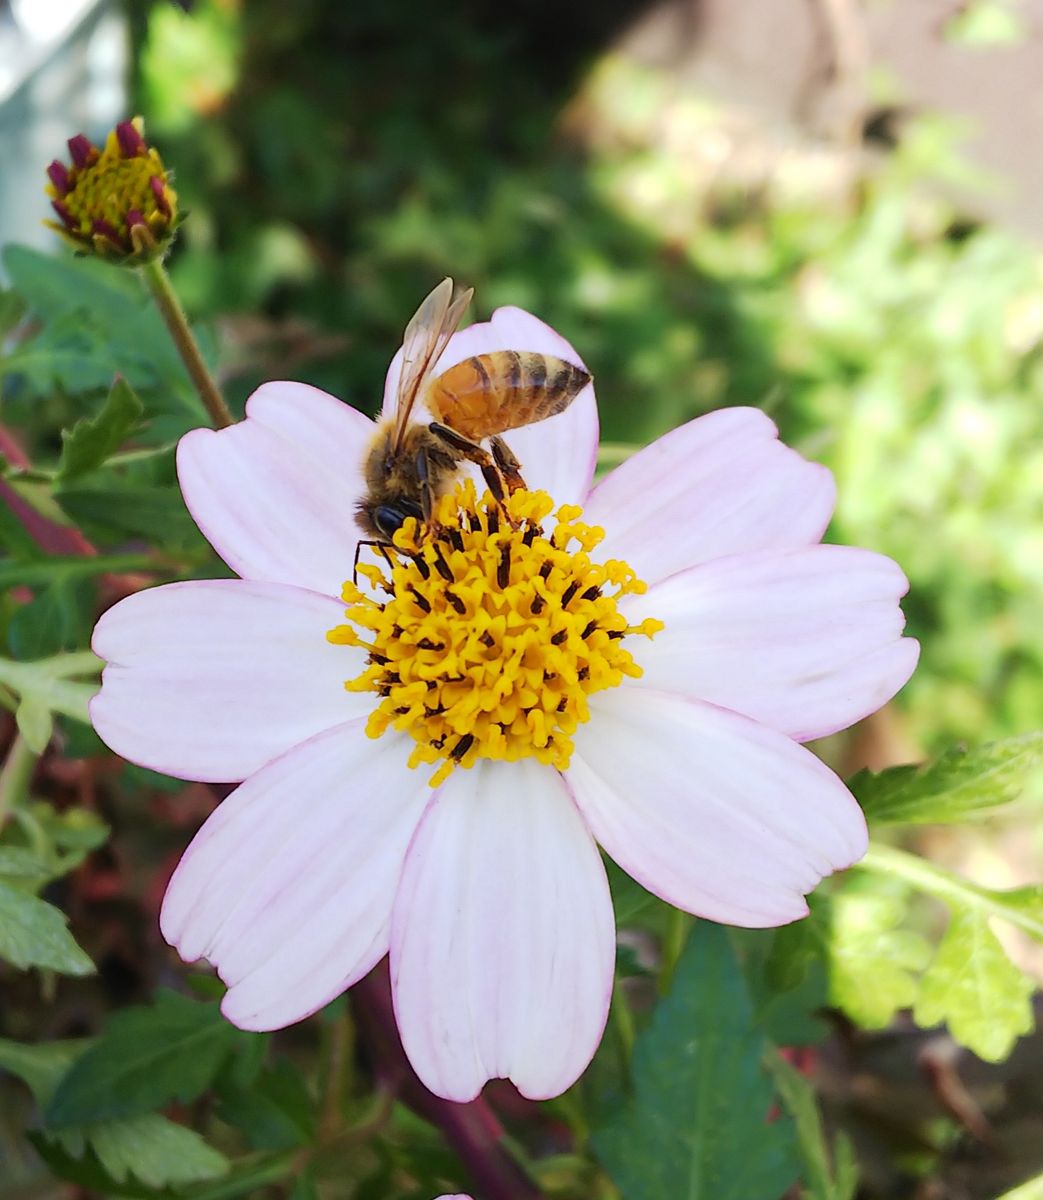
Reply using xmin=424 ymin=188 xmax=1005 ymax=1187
xmin=161 ymin=723 xmax=429 ymax=1031
xmin=434 ymin=1195 xmax=472 ymax=1199
xmin=622 ymin=545 xmax=920 ymax=741
xmin=567 ymin=689 xmax=867 ymax=927
xmin=391 ymin=759 xmax=614 ymax=1102
xmin=177 ymin=382 xmax=374 ymax=598
xmin=90 ymin=580 xmax=366 ymax=783
xmin=584 ymin=407 xmax=836 ymax=587
xmin=383 ymin=306 xmax=599 ymax=506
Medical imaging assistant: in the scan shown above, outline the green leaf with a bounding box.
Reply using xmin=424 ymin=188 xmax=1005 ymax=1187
xmin=0 ymin=881 xmax=94 ymax=974
xmin=768 ymin=1053 xmax=858 ymax=1200
xmin=592 ymin=923 xmax=799 ymax=1200
xmin=53 ymin=1113 xmax=229 ymax=1189
xmin=215 ymin=1059 xmax=315 ymax=1151
xmin=0 ymin=1036 xmax=87 ymax=1105
xmin=57 ymin=377 xmax=145 ymax=482
xmin=0 ymin=846 xmax=53 ymax=887
xmin=1 ymin=1037 xmax=229 ymax=1192
xmin=0 ymin=653 xmax=99 ymax=724
xmin=826 ymin=892 xmax=932 ymax=1028
xmin=0 ymin=287 xmax=26 ymax=336
xmin=850 ymin=734 xmax=1043 ymax=826
xmin=913 ymin=906 xmax=1034 ymax=1062
xmin=46 ymin=989 xmax=250 ymax=1126
xmin=16 ymin=692 xmax=53 ymax=753
xmin=57 ymin=484 xmax=200 ymax=545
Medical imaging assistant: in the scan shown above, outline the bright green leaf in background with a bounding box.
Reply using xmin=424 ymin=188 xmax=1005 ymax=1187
xmin=592 ymin=923 xmax=800 ymax=1200
xmin=851 ymin=733 xmax=1043 ymax=826
xmin=825 ymin=891 xmax=933 ymax=1030
xmin=913 ymin=906 xmax=1034 ymax=1062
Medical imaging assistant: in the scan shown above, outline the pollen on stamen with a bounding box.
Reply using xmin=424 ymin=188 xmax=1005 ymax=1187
xmin=327 ymin=480 xmax=664 ymax=786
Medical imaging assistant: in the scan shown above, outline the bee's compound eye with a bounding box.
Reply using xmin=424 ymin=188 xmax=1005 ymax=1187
xmin=373 ymin=505 xmax=407 ymax=539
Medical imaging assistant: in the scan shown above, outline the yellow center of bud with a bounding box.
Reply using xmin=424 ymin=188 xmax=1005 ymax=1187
xmin=328 ymin=482 xmax=663 ymax=786
xmin=45 ymin=118 xmax=178 ymax=263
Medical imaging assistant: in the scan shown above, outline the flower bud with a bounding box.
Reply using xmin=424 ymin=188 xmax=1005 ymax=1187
xmin=44 ymin=117 xmax=180 ymax=264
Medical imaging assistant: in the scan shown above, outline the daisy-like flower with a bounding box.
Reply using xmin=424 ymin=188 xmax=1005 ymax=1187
xmin=90 ymin=301 xmax=917 ymax=1102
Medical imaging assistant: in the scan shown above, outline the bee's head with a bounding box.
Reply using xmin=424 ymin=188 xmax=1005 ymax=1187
xmin=357 ymin=499 xmax=424 ymax=542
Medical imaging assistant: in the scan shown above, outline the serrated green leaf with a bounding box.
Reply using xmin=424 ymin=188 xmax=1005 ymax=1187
xmin=16 ymin=693 xmax=53 ymax=752
xmin=827 ymin=892 xmax=932 ymax=1028
xmin=850 ymin=734 xmax=1043 ymax=826
xmin=913 ymin=906 xmax=1034 ymax=1062
xmin=2 ymin=1036 xmax=229 ymax=1192
xmin=57 ymin=377 xmax=145 ymax=482
xmin=56 ymin=1113 xmax=229 ymax=1189
xmin=592 ymin=923 xmax=800 ymax=1200
xmin=0 ymin=881 xmax=94 ymax=974
xmin=46 ymin=989 xmax=249 ymax=1126
xmin=768 ymin=1053 xmax=858 ymax=1200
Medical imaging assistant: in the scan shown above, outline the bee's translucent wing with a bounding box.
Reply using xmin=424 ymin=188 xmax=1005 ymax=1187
xmin=393 ymin=278 xmax=473 ymax=451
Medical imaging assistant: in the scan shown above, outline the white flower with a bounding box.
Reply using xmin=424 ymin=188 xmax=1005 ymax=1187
xmin=90 ymin=305 xmax=917 ymax=1102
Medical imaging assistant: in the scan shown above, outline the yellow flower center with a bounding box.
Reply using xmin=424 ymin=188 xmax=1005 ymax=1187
xmin=328 ymin=482 xmax=663 ymax=786
xmin=63 ymin=153 xmax=163 ymax=235
xmin=45 ymin=119 xmax=177 ymax=262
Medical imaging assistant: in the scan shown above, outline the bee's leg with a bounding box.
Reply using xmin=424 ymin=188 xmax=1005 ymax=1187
xmin=490 ymin=435 xmax=526 ymax=493
xmin=428 ymin=422 xmax=514 ymax=519
xmin=353 ymin=539 xmax=394 ymax=587
xmin=415 ymin=444 xmax=441 ymax=537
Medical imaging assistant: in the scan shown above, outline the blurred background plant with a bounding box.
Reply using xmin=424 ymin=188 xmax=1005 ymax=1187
xmin=4 ymin=1 xmax=1043 ymax=1198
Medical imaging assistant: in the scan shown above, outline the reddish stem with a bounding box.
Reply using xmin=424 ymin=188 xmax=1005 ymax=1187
xmin=352 ymin=959 xmax=545 ymax=1200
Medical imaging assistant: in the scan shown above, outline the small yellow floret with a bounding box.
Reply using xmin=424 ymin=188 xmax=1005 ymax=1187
xmin=328 ymin=482 xmax=663 ymax=786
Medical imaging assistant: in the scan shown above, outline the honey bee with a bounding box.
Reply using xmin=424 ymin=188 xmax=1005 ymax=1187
xmin=357 ymin=278 xmax=591 ymax=544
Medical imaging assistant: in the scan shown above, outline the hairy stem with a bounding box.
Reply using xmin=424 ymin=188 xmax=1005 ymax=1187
xmin=140 ymin=259 xmax=234 ymax=430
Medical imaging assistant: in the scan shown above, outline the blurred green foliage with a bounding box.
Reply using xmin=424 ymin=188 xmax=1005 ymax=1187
xmin=131 ymin=0 xmax=1043 ymax=756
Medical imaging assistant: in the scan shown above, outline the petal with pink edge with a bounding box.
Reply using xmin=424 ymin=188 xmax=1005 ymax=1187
xmin=383 ymin=305 xmax=599 ymax=506
xmin=177 ymin=381 xmax=374 ymax=598
xmin=391 ymin=759 xmax=614 ymax=1102
xmin=161 ymin=723 xmax=429 ymax=1031
xmin=584 ymin=407 xmax=836 ymax=587
xmin=567 ymin=689 xmax=867 ymax=927
xmin=91 ymin=580 xmax=367 ymax=782
xmin=621 ymin=545 xmax=920 ymax=742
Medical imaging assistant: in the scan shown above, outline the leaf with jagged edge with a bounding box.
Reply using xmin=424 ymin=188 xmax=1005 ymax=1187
xmin=913 ymin=905 xmax=1034 ymax=1062
xmin=827 ymin=892 xmax=932 ymax=1029
xmin=592 ymin=922 xmax=799 ymax=1200
xmin=850 ymin=733 xmax=1043 ymax=827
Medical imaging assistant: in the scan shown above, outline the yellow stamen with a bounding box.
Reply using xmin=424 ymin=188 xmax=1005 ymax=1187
xmin=328 ymin=481 xmax=664 ymax=786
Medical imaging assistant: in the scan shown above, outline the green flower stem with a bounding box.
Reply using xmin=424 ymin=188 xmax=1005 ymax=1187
xmin=139 ymin=259 xmax=234 ymax=430
xmin=0 ymin=734 xmax=37 ymax=827
xmin=659 ymin=907 xmax=692 ymax=993
xmin=861 ymin=842 xmax=1043 ymax=941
